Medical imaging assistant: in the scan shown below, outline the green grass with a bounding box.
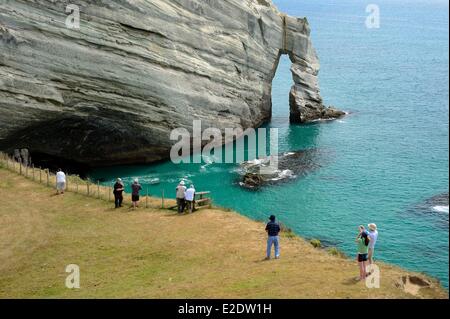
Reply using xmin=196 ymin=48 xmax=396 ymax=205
xmin=327 ymin=247 xmax=347 ymax=258
xmin=310 ymin=239 xmax=322 ymax=248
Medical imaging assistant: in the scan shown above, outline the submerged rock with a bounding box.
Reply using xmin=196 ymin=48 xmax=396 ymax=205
xmin=425 ymin=192 xmax=449 ymax=207
xmin=0 ymin=0 xmax=342 ymax=166
xmin=238 ymin=149 xmax=322 ymax=189
xmin=405 ymin=192 xmax=449 ymax=229
xmin=418 ymin=192 xmax=449 ymax=216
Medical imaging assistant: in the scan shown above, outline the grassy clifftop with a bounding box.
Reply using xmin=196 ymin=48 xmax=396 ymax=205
xmin=0 ymin=168 xmax=447 ymax=298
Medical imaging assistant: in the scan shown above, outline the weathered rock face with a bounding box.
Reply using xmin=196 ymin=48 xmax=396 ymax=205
xmin=0 ymin=0 xmax=339 ymax=166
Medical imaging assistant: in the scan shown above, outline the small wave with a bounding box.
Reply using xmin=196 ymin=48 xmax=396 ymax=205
xmin=200 ymin=163 xmax=212 ymax=171
xmin=432 ymin=205 xmax=449 ymax=214
xmin=270 ymin=169 xmax=296 ymax=181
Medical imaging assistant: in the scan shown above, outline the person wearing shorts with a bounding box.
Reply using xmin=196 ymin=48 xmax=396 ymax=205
xmin=56 ymin=169 xmax=66 ymax=195
xmin=131 ymin=178 xmax=142 ymax=209
xmin=356 ymin=225 xmax=370 ymax=281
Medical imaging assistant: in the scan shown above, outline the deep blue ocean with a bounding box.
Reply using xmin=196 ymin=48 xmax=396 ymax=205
xmin=90 ymin=0 xmax=449 ymax=288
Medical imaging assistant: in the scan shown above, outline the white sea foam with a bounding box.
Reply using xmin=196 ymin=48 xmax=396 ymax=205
xmin=270 ymin=169 xmax=295 ymax=181
xmin=432 ymin=205 xmax=449 ymax=214
xmin=149 ymin=178 xmax=160 ymax=185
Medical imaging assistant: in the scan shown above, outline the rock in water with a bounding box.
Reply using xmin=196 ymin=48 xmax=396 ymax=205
xmin=238 ymin=149 xmax=322 ymax=189
xmin=0 ymin=0 xmax=343 ymax=166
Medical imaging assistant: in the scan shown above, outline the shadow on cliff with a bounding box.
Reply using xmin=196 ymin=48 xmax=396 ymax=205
xmin=0 ymin=115 xmax=171 ymax=175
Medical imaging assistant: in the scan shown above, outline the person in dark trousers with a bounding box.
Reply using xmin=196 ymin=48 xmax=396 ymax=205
xmin=131 ymin=178 xmax=142 ymax=209
xmin=113 ymin=178 xmax=124 ymax=208
xmin=175 ymin=180 xmax=187 ymax=213
xmin=265 ymin=215 xmax=281 ymax=260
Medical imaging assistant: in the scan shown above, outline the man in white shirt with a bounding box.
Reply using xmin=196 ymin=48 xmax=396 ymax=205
xmin=184 ymin=184 xmax=196 ymax=214
xmin=56 ymin=169 xmax=66 ymax=195
xmin=367 ymin=223 xmax=379 ymax=264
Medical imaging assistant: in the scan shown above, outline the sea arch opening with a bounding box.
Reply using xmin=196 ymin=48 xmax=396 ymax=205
xmin=269 ymin=53 xmax=294 ymax=121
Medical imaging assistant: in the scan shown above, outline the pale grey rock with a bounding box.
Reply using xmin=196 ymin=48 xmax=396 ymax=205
xmin=0 ymin=0 xmax=341 ymax=166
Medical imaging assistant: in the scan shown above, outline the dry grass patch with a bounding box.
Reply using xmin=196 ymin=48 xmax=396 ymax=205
xmin=0 ymin=169 xmax=447 ymax=299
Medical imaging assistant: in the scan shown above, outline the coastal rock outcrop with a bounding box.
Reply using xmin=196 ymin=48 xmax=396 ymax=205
xmin=0 ymin=0 xmax=341 ymax=166
xmin=238 ymin=149 xmax=322 ymax=189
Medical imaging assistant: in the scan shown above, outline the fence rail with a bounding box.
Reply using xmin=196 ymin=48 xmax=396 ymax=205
xmin=0 ymin=151 xmax=180 ymax=210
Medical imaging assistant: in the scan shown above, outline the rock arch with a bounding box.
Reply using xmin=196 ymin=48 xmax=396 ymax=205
xmin=273 ymin=15 xmax=344 ymax=123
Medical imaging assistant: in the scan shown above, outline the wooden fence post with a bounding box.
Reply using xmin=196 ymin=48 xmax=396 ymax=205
xmin=46 ymin=169 xmax=49 ymax=186
xmin=32 ymin=164 xmax=35 ymax=181
xmin=87 ymin=181 xmax=90 ymax=196
xmin=39 ymin=167 xmax=42 ymax=183
xmin=19 ymin=159 xmax=22 ymax=175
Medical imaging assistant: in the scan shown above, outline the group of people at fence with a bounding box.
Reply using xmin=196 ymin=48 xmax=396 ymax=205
xmin=53 ymin=168 xmax=199 ymax=213
xmin=52 ymin=167 xmax=379 ymax=280
xmin=112 ymin=177 xmax=196 ymax=213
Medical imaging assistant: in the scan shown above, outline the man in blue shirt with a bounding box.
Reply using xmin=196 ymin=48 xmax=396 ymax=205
xmin=265 ymin=215 xmax=281 ymax=260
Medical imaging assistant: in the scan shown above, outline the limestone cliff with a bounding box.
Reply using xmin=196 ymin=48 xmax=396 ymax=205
xmin=0 ymin=0 xmax=343 ymax=166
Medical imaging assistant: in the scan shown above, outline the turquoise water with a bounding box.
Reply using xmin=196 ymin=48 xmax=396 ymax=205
xmin=90 ymin=0 xmax=449 ymax=288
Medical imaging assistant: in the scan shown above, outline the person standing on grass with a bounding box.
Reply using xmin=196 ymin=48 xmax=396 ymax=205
xmin=367 ymin=223 xmax=378 ymax=265
xmin=131 ymin=178 xmax=142 ymax=209
xmin=265 ymin=215 xmax=281 ymax=260
xmin=356 ymin=225 xmax=371 ymax=281
xmin=176 ymin=180 xmax=187 ymax=213
xmin=184 ymin=184 xmax=196 ymax=213
xmin=56 ymin=169 xmax=66 ymax=195
xmin=113 ymin=178 xmax=124 ymax=208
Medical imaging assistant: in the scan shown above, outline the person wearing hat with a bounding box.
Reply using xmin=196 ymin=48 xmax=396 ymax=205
xmin=265 ymin=215 xmax=281 ymax=260
xmin=131 ymin=178 xmax=142 ymax=209
xmin=367 ymin=223 xmax=378 ymax=265
xmin=176 ymin=180 xmax=187 ymax=213
xmin=113 ymin=178 xmax=125 ymax=208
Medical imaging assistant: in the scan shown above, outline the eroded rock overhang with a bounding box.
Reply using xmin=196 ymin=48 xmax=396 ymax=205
xmin=0 ymin=0 xmax=343 ymax=166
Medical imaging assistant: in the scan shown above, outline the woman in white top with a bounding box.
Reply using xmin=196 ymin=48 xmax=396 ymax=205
xmin=367 ymin=223 xmax=378 ymax=264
